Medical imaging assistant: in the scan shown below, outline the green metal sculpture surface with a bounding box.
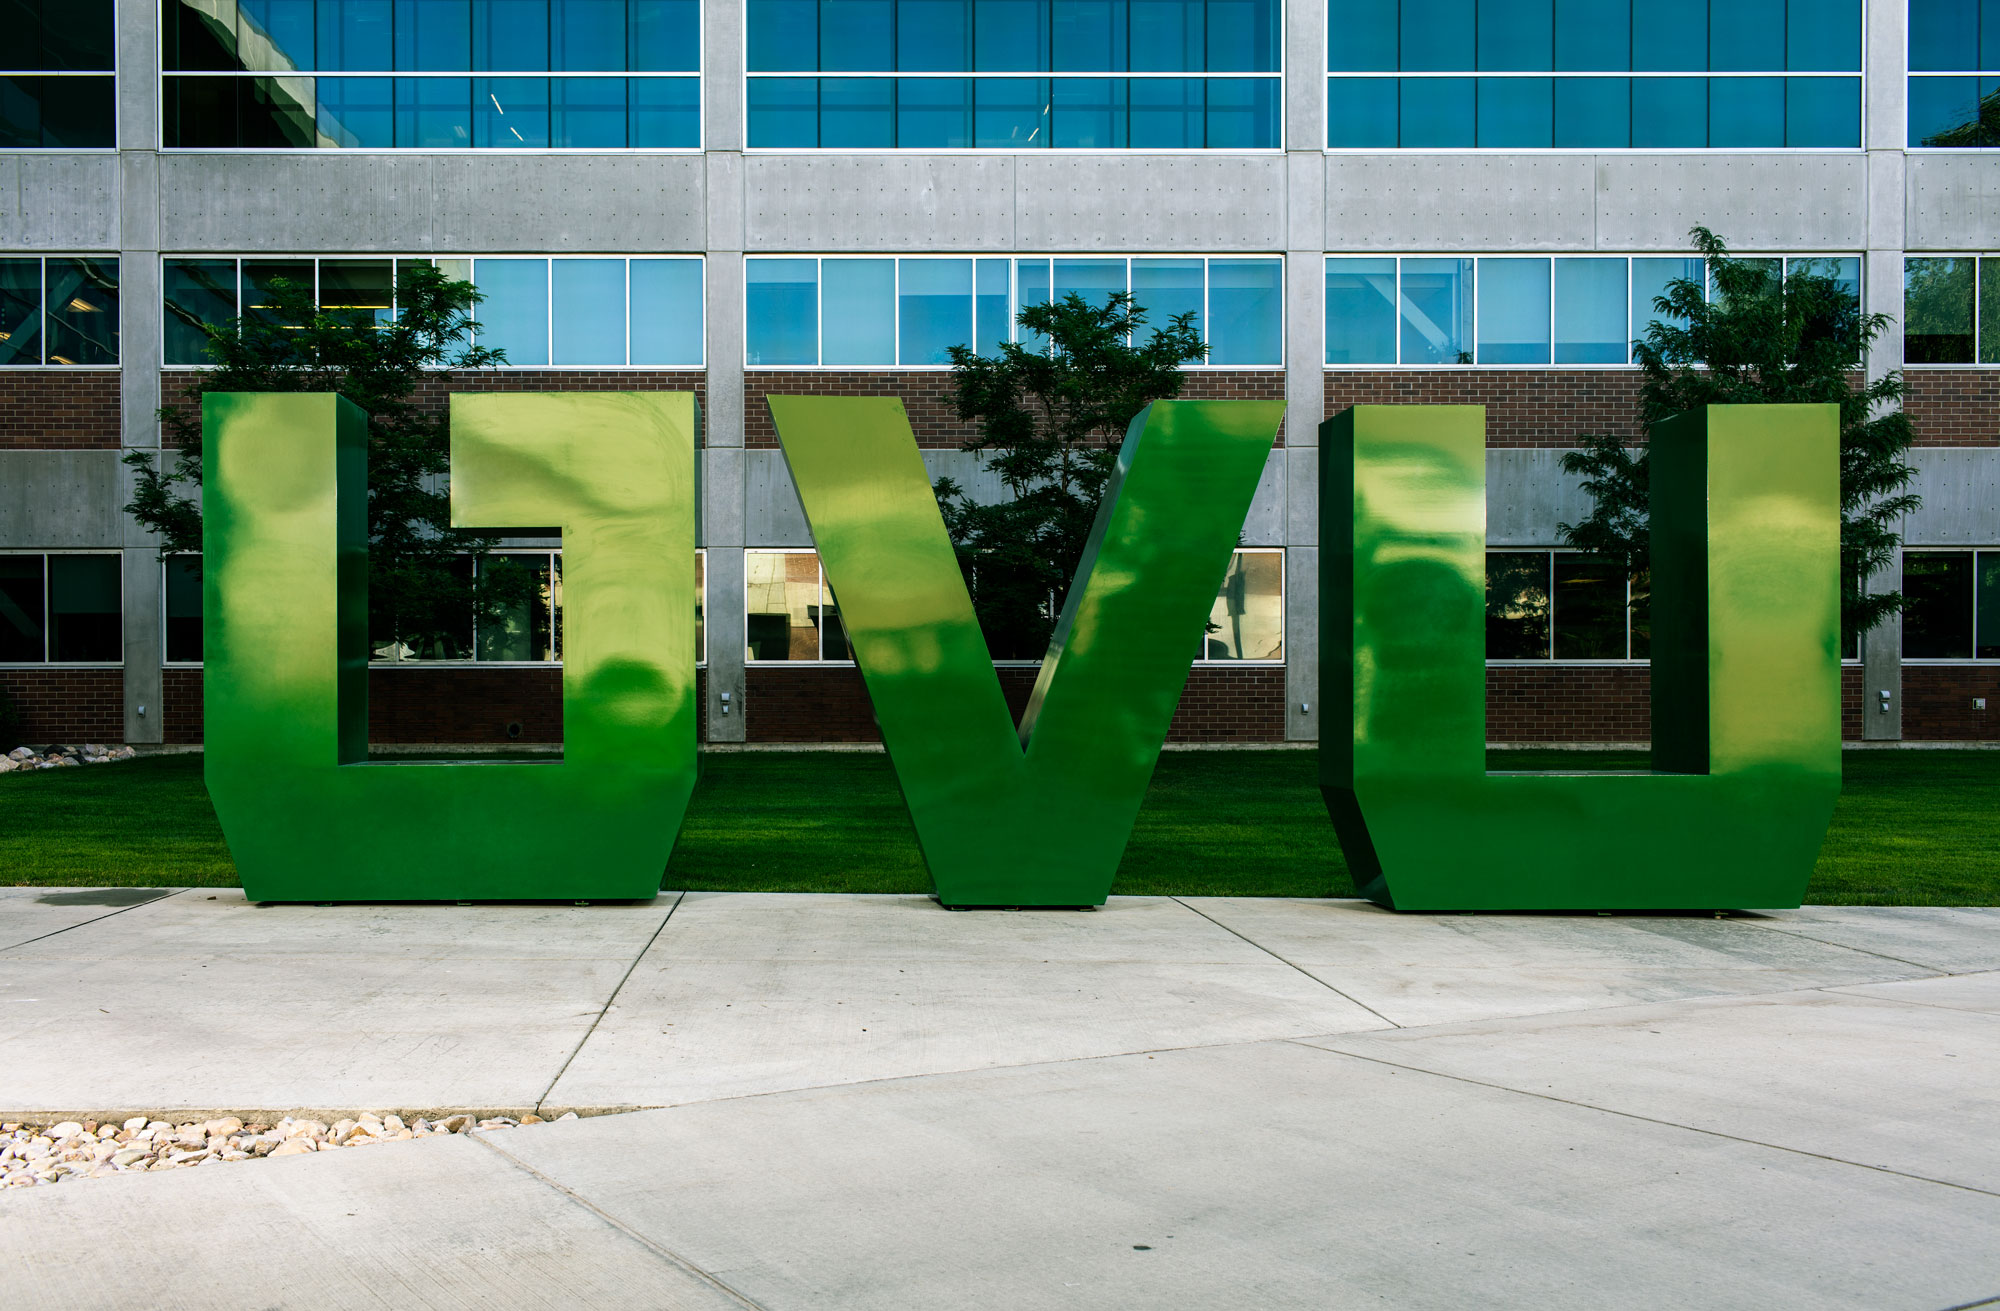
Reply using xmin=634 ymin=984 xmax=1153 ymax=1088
xmin=769 ymin=396 xmax=1283 ymax=908
xmin=203 ymin=391 xmax=700 ymax=902
xmin=1321 ymin=403 xmax=1842 ymax=911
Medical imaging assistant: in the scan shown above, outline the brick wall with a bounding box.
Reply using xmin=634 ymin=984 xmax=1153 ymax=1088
xmin=0 ymin=669 xmax=123 ymax=744
xmin=745 ymin=370 xmax=1286 ymax=449
xmin=1903 ymin=370 xmax=2000 ymax=447
xmin=0 ymin=372 xmax=122 ymax=448
xmin=1904 ymin=665 xmax=2000 ymax=740
xmin=1324 ymin=370 xmax=1646 ymax=448
xmin=1487 ymin=664 xmax=1869 ymax=744
xmin=163 ymin=667 xmax=203 ymax=744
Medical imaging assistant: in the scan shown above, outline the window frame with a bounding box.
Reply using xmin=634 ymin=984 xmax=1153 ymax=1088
xmin=1899 ymin=547 xmax=1998 ymax=663
xmin=0 ymin=254 xmax=122 ymax=369
xmin=1194 ymin=545 xmax=1285 ymax=664
xmin=1902 ymin=252 xmax=1999 ymax=366
xmin=744 ymin=253 xmax=1285 ymax=369
xmin=0 ymin=0 xmax=119 ymax=154
xmin=0 ymin=549 xmax=124 ymax=668
xmin=1483 ymin=547 xmax=1647 ymax=665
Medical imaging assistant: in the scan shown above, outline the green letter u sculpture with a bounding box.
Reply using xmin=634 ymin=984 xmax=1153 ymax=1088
xmin=770 ymin=396 xmax=1283 ymax=908
xmin=1322 ymin=404 xmax=1842 ymax=911
xmin=203 ymin=391 xmax=700 ymax=902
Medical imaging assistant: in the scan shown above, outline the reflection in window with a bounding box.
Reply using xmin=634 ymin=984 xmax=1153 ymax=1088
xmin=1909 ymin=0 xmax=2000 ymax=147
xmin=746 ymin=255 xmax=1283 ymax=367
xmin=1328 ymin=0 xmax=1860 ymax=149
xmin=1906 ymin=256 xmax=2000 ymax=365
xmin=0 ymin=553 xmax=120 ymax=664
xmin=0 ymin=0 xmax=116 ymax=147
xmin=0 ymin=257 xmax=120 ymax=367
xmin=1486 ymin=551 xmax=1646 ymax=660
xmin=164 ymin=557 xmax=203 ymax=663
xmin=1203 ymin=550 xmax=1283 ymax=661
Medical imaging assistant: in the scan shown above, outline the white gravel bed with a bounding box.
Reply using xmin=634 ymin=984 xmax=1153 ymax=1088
xmin=0 ymin=1111 xmax=576 ymax=1188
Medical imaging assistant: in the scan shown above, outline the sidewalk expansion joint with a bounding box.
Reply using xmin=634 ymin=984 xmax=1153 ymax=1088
xmin=1736 ymin=921 xmax=1959 ymax=974
xmin=1291 ymin=1040 xmax=2000 ymax=1202
xmin=0 ymin=887 xmax=185 ymax=954
xmin=470 ymin=1130 xmax=770 ymax=1310
xmin=1170 ymin=896 xmax=1402 ymax=1029
xmin=534 ymin=890 xmax=685 ymax=1114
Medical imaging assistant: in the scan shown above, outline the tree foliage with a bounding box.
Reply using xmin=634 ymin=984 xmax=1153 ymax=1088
xmin=1559 ymin=227 xmax=1919 ymax=640
xmin=937 ymin=292 xmax=1207 ymax=656
xmin=123 ymin=262 xmax=533 ymax=656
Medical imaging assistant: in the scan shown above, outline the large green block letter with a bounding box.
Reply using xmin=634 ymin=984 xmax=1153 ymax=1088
xmin=1321 ymin=404 xmax=1841 ymax=911
xmin=769 ymin=396 xmax=1283 ymax=908
xmin=204 ymin=391 xmax=699 ymax=901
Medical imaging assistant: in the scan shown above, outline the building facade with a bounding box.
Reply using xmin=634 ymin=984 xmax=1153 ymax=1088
xmin=2 ymin=0 xmax=1996 ymax=749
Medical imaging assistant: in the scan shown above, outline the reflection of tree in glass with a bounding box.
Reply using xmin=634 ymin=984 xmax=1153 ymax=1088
xmin=1922 ymin=84 xmax=2000 ymax=148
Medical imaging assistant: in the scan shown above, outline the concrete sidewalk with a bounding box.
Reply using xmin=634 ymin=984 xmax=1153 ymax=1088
xmin=3 ymin=889 xmax=1997 ymax=1308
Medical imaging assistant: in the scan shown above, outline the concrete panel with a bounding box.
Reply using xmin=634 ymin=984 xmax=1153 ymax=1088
xmin=0 ymin=887 xmax=177 ymax=952
xmin=1758 ymin=906 xmax=2000 ymax=975
xmin=920 ymin=449 xmax=1005 ymax=506
xmin=1 ymin=155 xmax=120 ymax=250
xmin=743 ymin=449 xmax=811 ymax=545
xmin=115 ymin=0 xmax=158 ymax=153
xmin=117 ymin=251 xmax=162 ymax=448
xmin=1907 ymin=153 xmax=2000 ymax=251
xmin=119 ymin=546 xmax=162 ymax=742
xmin=702 ymin=447 xmax=744 ymax=548
xmin=1865 ymin=150 xmax=1906 ymax=254
xmin=1284 ymin=0 xmax=1324 ymax=153
xmin=704 ymin=543 xmax=746 ymax=742
xmin=1017 ymin=155 xmax=1286 ymax=252
xmin=158 ymin=155 xmax=707 ymax=252
xmin=704 ymin=251 xmax=745 ymax=447
xmin=705 ymin=151 xmax=744 ymax=252
xmin=1864 ymin=0 xmax=1906 ymax=152
xmin=1283 ymin=441 xmax=1316 ymax=545
xmin=0 ymin=452 xmax=125 ymax=547
xmin=1284 ymin=150 xmax=1323 ymax=251
xmin=1283 ymin=241 xmax=1324 ymax=443
xmin=703 ymin=0 xmax=745 ymax=153
xmin=118 ymin=151 xmax=159 ymax=253
xmin=1486 ymin=448 xmax=1592 ymax=546
xmin=1326 ymin=155 xmax=1595 ymax=251
xmin=1903 ymin=448 xmax=2000 ymax=545
xmin=1595 ymin=154 xmax=1870 ymax=251
xmin=744 ymin=156 xmax=1016 ymax=250
xmin=1241 ymin=449 xmax=1284 ymax=545
xmin=1285 ymin=544 xmax=1316 ymax=740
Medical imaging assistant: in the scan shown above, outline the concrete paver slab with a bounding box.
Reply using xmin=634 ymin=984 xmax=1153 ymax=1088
xmin=545 ymin=893 xmax=1388 ymax=1108
xmin=1831 ymin=968 xmax=2000 ymax=1016
xmin=1304 ymin=989 xmax=2000 ymax=1194
xmin=0 ymin=887 xmax=178 ymax=952
xmin=499 ymin=1039 xmax=2000 ymax=1311
xmin=0 ymin=1132 xmax=750 ymax=1311
xmin=1181 ymin=897 xmax=1927 ymax=1026
xmin=1753 ymin=906 xmax=2000 ymax=973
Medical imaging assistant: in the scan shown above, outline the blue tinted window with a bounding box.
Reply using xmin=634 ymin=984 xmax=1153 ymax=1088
xmin=1324 ymin=258 xmax=1396 ymax=364
xmin=1129 ymin=0 xmax=1201 ymax=70
xmin=1553 ymin=77 xmax=1626 ymax=145
xmin=1206 ymin=78 xmax=1276 ymax=147
xmin=318 ymin=74 xmax=394 ymax=143
xmin=1054 ymin=257 xmax=1126 ymax=304
xmin=748 ymin=77 xmax=817 ymax=144
xmin=975 ymin=258 xmax=1011 ymax=353
xmin=1988 ymin=0 xmax=2000 ymax=70
xmin=1051 ymin=77 xmax=1126 ymax=144
xmin=901 ymin=0 xmax=970 ymax=69
xmin=746 ymin=258 xmax=818 ymax=364
xmin=552 ymin=258 xmax=625 ymax=364
xmin=1786 ymin=76 xmax=1858 ymax=148
xmin=1631 ymin=256 xmax=1702 ymax=343
xmin=1329 ymin=0 xmax=1397 ymax=71
xmin=975 ymin=77 xmax=1047 ymax=144
xmin=1553 ymin=257 xmax=1626 ymax=363
xmin=1909 ymin=76 xmax=1983 ymax=145
xmin=1476 ymin=77 xmax=1551 ymax=146
xmin=629 ymin=258 xmax=704 ymax=364
xmin=473 ymin=77 xmax=550 ymax=145
xmin=1052 ymin=0 xmax=1124 ymax=70
xmin=552 ymin=75 xmax=626 ymax=144
xmin=1631 ymin=0 xmax=1704 ymax=71
xmin=1476 ymin=258 xmax=1550 ymax=364
xmin=1326 ymin=76 xmax=1397 ymax=146
xmin=553 ymin=0 xmax=624 ymax=70
xmin=474 ymin=0 xmax=550 ymax=69
xmin=631 ymin=75 xmax=699 ymax=144
xmin=396 ymin=76 xmax=472 ymax=144
xmin=1709 ymin=0 xmax=1781 ymax=73
xmin=1909 ymin=0 xmax=1977 ymax=71
xmin=1788 ymin=256 xmax=1861 ymax=305
xmin=243 ymin=0 xmax=318 ymax=69
xmin=1554 ymin=0 xmax=1627 ymax=71
xmin=1400 ymin=258 xmax=1472 ymax=364
xmin=631 ymin=0 xmax=699 ymax=70
xmin=823 ymin=76 xmax=895 ymax=145
xmin=1399 ymin=76 xmax=1474 ymax=147
xmin=822 ymin=0 xmax=892 ymax=69
xmin=1207 ymin=0 xmax=1276 ymax=73
xmin=748 ymin=0 xmax=817 ymax=69
xmin=1129 ymin=76 xmax=1201 ymax=146
xmin=1207 ymin=259 xmax=1280 ymax=364
xmin=0 ymin=260 xmax=39 ymax=366
xmin=1131 ymin=258 xmax=1204 ymax=339
xmin=164 ymin=259 xmax=237 ymax=365
xmin=976 ymin=0 xmax=1051 ymax=70
xmin=1708 ymin=76 xmax=1781 ymax=148
xmin=318 ymin=1 xmax=393 ymax=71
xmin=396 ymin=0 xmax=471 ymax=70
xmin=896 ymin=77 xmax=971 ymax=145
xmin=474 ymin=258 xmax=549 ymax=365
xmin=1478 ymin=0 xmax=1552 ymax=71
xmin=1016 ymin=258 xmax=1051 ymax=351
xmin=1631 ymin=77 xmax=1704 ymax=146
xmin=821 ymin=260 xmax=895 ymax=364
xmin=1401 ymin=0 xmax=1474 ymax=71
xmin=898 ymin=259 xmax=973 ymax=363
xmin=1786 ymin=0 xmax=1858 ymax=71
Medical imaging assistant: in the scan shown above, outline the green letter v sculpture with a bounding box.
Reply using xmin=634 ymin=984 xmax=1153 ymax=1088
xmin=1321 ymin=403 xmax=1842 ymax=911
xmin=203 ymin=391 xmax=700 ymax=902
xmin=770 ymin=396 xmax=1283 ymax=908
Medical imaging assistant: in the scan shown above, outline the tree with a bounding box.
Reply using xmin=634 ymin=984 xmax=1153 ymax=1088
xmin=937 ymin=292 xmax=1207 ymax=656
xmin=124 ymin=262 xmax=534 ymax=657
xmin=1559 ymin=227 xmax=1919 ymax=641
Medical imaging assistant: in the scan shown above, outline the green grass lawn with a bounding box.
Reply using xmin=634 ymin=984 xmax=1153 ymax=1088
xmin=3 ymin=748 xmax=1995 ymax=905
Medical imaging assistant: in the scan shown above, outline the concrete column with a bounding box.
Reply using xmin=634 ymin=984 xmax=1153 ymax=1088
xmin=703 ymin=241 xmax=748 ymax=740
xmin=1860 ymin=0 xmax=1909 ymax=742
xmin=1281 ymin=158 xmax=1325 ymax=740
xmin=116 ymin=0 xmax=164 ymax=743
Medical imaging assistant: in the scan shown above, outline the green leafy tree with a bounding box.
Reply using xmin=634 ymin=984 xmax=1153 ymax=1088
xmin=123 ymin=263 xmax=534 ymax=657
xmin=937 ymin=291 xmax=1207 ymax=656
xmin=1560 ymin=227 xmax=1919 ymax=641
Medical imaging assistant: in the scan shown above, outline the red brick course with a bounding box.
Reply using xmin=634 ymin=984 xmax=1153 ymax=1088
xmin=1904 ymin=664 xmax=2000 ymax=741
xmin=0 ymin=371 xmax=122 ymax=449
xmin=0 ymin=668 xmax=123 ymax=743
xmin=1487 ymin=664 xmax=1869 ymax=743
xmin=1902 ymin=370 xmax=2000 ymax=447
xmin=1324 ymin=370 xmax=1646 ymax=448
